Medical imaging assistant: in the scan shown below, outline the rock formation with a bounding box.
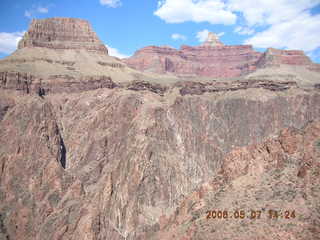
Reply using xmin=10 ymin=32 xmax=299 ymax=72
xmin=123 ymin=43 xmax=262 ymax=78
xmin=202 ymin=32 xmax=224 ymax=47
xmin=18 ymin=18 xmax=108 ymax=54
xmin=0 ymin=18 xmax=320 ymax=240
xmin=257 ymin=48 xmax=320 ymax=71
xmin=0 ymin=18 xmax=164 ymax=95
xmin=124 ymin=32 xmax=320 ymax=78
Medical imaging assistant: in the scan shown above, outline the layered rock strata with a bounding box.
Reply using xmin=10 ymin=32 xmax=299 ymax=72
xmin=257 ymin=48 xmax=320 ymax=72
xmin=124 ymin=32 xmax=320 ymax=78
xmin=0 ymin=18 xmax=161 ymax=95
xmin=1 ymin=18 xmax=320 ymax=240
xmin=18 ymin=18 xmax=108 ymax=54
xmin=124 ymin=44 xmax=262 ymax=77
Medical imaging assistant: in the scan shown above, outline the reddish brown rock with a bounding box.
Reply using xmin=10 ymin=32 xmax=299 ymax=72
xmin=256 ymin=48 xmax=316 ymax=67
xmin=1 ymin=17 xmax=320 ymax=240
xmin=1 ymin=85 xmax=320 ymax=240
xmin=124 ymin=34 xmax=320 ymax=78
xmin=145 ymin=122 xmax=320 ymax=240
xmin=124 ymin=44 xmax=262 ymax=78
xmin=18 ymin=18 xmax=108 ymax=54
xmin=176 ymin=79 xmax=297 ymax=95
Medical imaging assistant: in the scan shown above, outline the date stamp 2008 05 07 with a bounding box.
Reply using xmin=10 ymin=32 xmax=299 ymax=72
xmin=206 ymin=210 xmax=296 ymax=220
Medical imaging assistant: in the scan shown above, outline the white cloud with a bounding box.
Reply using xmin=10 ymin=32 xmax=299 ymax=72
xmin=105 ymin=44 xmax=129 ymax=59
xmin=0 ymin=32 xmax=24 ymax=54
xmin=224 ymin=0 xmax=320 ymax=55
xmin=171 ymin=33 xmax=187 ymax=41
xmin=227 ymin=0 xmax=319 ymax=26
xmin=24 ymin=5 xmax=50 ymax=18
xmin=154 ymin=0 xmax=236 ymax=25
xmin=100 ymin=0 xmax=122 ymax=8
xmin=196 ymin=29 xmax=210 ymax=42
xmin=196 ymin=29 xmax=224 ymax=42
xmin=244 ymin=13 xmax=320 ymax=52
xmin=234 ymin=26 xmax=254 ymax=35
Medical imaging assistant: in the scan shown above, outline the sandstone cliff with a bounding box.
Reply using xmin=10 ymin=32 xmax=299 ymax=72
xmin=18 ymin=18 xmax=108 ymax=54
xmin=124 ymin=44 xmax=262 ymax=78
xmin=124 ymin=32 xmax=320 ymax=78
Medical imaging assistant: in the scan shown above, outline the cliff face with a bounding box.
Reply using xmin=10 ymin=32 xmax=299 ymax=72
xmin=1 ymin=83 xmax=320 ymax=239
xmin=1 ymin=18 xmax=320 ymax=240
xmin=124 ymin=32 xmax=320 ymax=78
xmin=18 ymin=18 xmax=108 ymax=54
xmin=124 ymin=44 xmax=262 ymax=77
xmin=257 ymin=48 xmax=313 ymax=66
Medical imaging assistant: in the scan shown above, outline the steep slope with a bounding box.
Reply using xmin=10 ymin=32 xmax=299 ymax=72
xmin=1 ymin=82 xmax=320 ymax=239
xmin=145 ymin=121 xmax=320 ymax=240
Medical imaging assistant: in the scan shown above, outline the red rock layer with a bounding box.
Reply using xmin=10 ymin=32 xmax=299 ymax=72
xmin=257 ymin=48 xmax=313 ymax=66
xmin=124 ymin=45 xmax=262 ymax=78
xmin=124 ymin=45 xmax=320 ymax=77
xmin=18 ymin=18 xmax=108 ymax=54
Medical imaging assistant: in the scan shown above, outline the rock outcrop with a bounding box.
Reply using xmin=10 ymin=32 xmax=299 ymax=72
xmin=202 ymin=32 xmax=224 ymax=47
xmin=257 ymin=48 xmax=320 ymax=72
xmin=124 ymin=44 xmax=262 ymax=77
xmin=124 ymin=32 xmax=320 ymax=78
xmin=18 ymin=18 xmax=108 ymax=54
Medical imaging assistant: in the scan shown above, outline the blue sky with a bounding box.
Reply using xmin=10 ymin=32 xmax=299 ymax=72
xmin=0 ymin=0 xmax=320 ymax=63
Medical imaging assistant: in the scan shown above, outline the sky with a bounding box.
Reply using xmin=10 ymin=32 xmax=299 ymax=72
xmin=0 ymin=0 xmax=320 ymax=63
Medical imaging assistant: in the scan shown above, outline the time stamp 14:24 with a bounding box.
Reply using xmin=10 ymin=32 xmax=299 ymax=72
xmin=206 ymin=210 xmax=296 ymax=220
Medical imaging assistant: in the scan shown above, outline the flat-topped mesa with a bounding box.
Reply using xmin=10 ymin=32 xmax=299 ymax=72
xmin=202 ymin=32 xmax=224 ymax=47
xmin=18 ymin=17 xmax=108 ymax=54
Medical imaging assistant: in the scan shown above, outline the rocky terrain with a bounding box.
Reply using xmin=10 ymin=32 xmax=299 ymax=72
xmin=0 ymin=17 xmax=320 ymax=240
xmin=124 ymin=33 xmax=320 ymax=78
xmin=0 ymin=18 xmax=177 ymax=95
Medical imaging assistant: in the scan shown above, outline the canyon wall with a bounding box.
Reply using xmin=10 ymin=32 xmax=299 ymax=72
xmin=124 ymin=33 xmax=320 ymax=78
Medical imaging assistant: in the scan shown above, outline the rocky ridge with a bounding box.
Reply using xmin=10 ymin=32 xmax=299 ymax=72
xmin=124 ymin=44 xmax=262 ymax=78
xmin=124 ymin=32 xmax=320 ymax=78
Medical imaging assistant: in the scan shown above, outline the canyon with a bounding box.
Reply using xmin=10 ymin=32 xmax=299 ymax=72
xmin=0 ymin=17 xmax=320 ymax=240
